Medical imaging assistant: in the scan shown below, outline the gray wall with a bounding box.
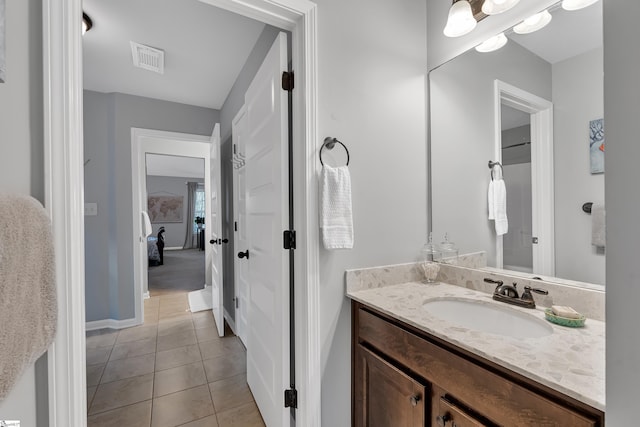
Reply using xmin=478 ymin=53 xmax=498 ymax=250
xmin=84 ymin=90 xmax=219 ymax=322
xmin=430 ymin=42 xmax=552 ymax=266
xmin=0 ymin=0 xmax=46 ymax=423
xmin=146 ymin=175 xmax=204 ymax=248
xmin=553 ymin=48 xmax=605 ymax=285
xmin=315 ymin=0 xmax=427 ymax=425
xmin=604 ymin=0 xmax=640 ymax=423
xmin=502 ymin=124 xmax=531 ymax=165
xmin=218 ymin=25 xmax=281 ymax=321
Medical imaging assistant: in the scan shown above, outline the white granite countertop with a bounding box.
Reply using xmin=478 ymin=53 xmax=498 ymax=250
xmin=347 ymin=281 xmax=605 ymax=411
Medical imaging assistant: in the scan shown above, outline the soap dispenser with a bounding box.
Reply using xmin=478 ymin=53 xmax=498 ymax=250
xmin=438 ymin=233 xmax=458 ymax=265
xmin=420 ymin=232 xmax=440 ymax=283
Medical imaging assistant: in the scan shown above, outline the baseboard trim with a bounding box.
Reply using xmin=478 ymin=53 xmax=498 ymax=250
xmin=86 ymin=318 xmax=140 ymax=331
xmin=164 ymin=246 xmax=184 ymax=251
xmin=143 ymin=291 xmax=150 ymax=299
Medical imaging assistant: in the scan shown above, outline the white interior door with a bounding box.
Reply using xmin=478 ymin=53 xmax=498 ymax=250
xmin=245 ymin=32 xmax=289 ymax=427
xmin=209 ymin=123 xmax=225 ymax=337
xmin=232 ymin=106 xmax=249 ymax=346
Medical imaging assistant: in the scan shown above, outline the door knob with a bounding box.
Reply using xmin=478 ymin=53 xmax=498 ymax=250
xmin=436 ymin=413 xmax=452 ymax=427
xmin=221 ymin=238 xmax=229 ymax=244
xmin=409 ymin=394 xmax=421 ymax=407
xmin=210 ymin=239 xmax=218 ymax=245
xmin=238 ymin=250 xmax=249 ymax=259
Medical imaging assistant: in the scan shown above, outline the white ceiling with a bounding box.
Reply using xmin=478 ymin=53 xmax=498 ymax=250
xmin=146 ymin=154 xmax=205 ymax=178
xmin=82 ymin=0 xmax=266 ymax=109
xmin=509 ymin=1 xmax=602 ymax=64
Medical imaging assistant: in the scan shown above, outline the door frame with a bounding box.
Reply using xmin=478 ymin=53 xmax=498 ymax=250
xmin=493 ymin=80 xmax=555 ymax=276
xmin=43 ymin=0 xmax=320 ymax=426
xmin=131 ymin=128 xmax=213 ymax=325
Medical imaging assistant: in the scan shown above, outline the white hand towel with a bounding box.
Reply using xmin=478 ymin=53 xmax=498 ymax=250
xmin=0 ymin=194 xmax=57 ymax=399
xmin=493 ymin=179 xmax=508 ymax=236
xmin=591 ymin=203 xmax=605 ymax=248
xmin=141 ymin=211 xmax=153 ymax=238
xmin=488 ymin=180 xmax=495 ymax=220
xmin=320 ymin=165 xmax=354 ymax=249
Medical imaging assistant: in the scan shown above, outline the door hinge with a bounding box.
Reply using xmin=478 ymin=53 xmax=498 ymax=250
xmin=284 ymin=388 xmax=297 ymax=408
xmin=532 ymin=237 xmax=539 ymax=244
xmin=235 ymin=221 xmax=238 ymax=232
xmin=235 ymin=298 xmax=239 ymax=309
xmin=283 ymin=230 xmax=296 ymax=250
xmin=282 ymin=71 xmax=294 ymax=91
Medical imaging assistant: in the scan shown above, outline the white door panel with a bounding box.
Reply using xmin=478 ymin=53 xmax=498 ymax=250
xmin=245 ymin=32 xmax=289 ymax=427
xmin=209 ymin=123 xmax=224 ymax=338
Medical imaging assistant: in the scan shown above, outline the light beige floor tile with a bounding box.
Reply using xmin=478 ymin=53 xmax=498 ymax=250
xmin=192 ymin=312 xmax=216 ymax=330
xmin=157 ymin=328 xmax=197 ymax=352
xmin=209 ymin=373 xmax=253 ymax=412
xmin=89 ymin=373 xmax=154 ymax=415
xmin=159 ymin=293 xmax=188 ymax=304
xmin=216 ymin=401 xmax=265 ymax=427
xmin=87 ymin=386 xmax=97 ymax=411
xmin=195 ymin=327 xmax=220 ymax=343
xmin=158 ymin=318 xmax=194 ymax=337
xmin=87 ymin=347 xmax=112 ymax=366
xmin=154 ymin=361 xmax=206 ymax=397
xmin=110 ymin=337 xmax=157 ymax=361
xmin=116 ymin=325 xmax=158 ymax=344
xmin=87 ymin=399 xmax=152 ymax=427
xmin=158 ymin=312 xmax=192 ymax=324
xmin=151 ymin=385 xmax=214 ymax=427
xmin=86 ymin=364 xmax=106 ymax=387
xmin=156 ymin=344 xmax=202 ymax=371
xmin=101 ymin=353 xmax=155 ymax=384
xmin=86 ymin=331 xmax=118 ymax=349
xmin=159 ymin=308 xmax=192 ymax=321
xmin=202 ymin=353 xmax=246 ymax=383
xmin=178 ymin=415 xmax=219 ymax=427
xmin=199 ymin=338 xmax=244 ymax=361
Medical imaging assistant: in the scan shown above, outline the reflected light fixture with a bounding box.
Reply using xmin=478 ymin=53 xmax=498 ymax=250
xmin=481 ymin=0 xmax=520 ymax=15
xmin=82 ymin=12 xmax=93 ymax=35
xmin=513 ymin=10 xmax=552 ymax=34
xmin=562 ymin=0 xmax=599 ymax=11
xmin=475 ymin=32 xmax=508 ymax=53
xmin=443 ymin=0 xmax=477 ymax=38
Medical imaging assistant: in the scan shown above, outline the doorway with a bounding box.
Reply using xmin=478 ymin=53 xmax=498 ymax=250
xmin=44 ymin=1 xmax=321 ymax=426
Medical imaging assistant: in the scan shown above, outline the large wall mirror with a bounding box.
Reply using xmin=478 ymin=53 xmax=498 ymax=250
xmin=429 ymin=1 xmax=604 ymax=287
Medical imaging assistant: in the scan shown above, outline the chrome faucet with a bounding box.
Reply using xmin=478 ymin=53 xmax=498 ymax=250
xmin=484 ymin=278 xmax=548 ymax=309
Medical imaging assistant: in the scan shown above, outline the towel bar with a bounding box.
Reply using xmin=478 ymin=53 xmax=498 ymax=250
xmin=320 ymin=137 xmax=350 ymax=166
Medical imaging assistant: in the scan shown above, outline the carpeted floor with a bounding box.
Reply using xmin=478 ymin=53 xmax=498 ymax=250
xmin=148 ymin=249 xmax=205 ymax=297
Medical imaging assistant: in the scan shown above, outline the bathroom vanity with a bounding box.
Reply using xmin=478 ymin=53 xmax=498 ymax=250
xmin=347 ymin=271 xmax=605 ymax=426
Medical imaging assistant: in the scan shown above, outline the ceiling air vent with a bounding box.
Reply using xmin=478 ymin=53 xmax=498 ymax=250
xmin=130 ymin=41 xmax=165 ymax=74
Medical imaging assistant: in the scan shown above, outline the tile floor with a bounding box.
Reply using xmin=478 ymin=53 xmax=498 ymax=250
xmin=86 ymin=291 xmax=265 ymax=427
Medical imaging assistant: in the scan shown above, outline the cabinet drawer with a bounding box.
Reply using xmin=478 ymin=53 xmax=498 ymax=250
xmin=357 ymin=307 xmax=598 ymax=427
xmin=355 ymin=345 xmax=427 ymax=427
xmin=438 ymin=397 xmax=489 ymax=427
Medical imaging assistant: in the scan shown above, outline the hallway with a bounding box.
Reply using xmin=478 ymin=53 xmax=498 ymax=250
xmin=85 ymin=251 xmax=265 ymax=426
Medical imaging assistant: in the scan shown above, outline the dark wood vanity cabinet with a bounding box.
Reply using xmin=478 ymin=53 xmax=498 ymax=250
xmin=352 ymin=301 xmax=605 ymax=427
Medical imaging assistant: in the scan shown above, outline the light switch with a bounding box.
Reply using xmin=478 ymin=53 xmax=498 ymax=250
xmin=84 ymin=203 xmax=98 ymax=216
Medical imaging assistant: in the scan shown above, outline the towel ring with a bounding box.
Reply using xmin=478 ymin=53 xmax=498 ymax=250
xmin=488 ymin=160 xmax=503 ymax=180
xmin=320 ymin=137 xmax=350 ymax=166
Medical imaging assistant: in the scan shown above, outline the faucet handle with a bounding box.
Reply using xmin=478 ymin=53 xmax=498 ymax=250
xmin=524 ymin=285 xmax=548 ymax=295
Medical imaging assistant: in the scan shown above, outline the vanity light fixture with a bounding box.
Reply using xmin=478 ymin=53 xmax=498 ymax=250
xmin=513 ymin=10 xmax=552 ymax=34
xmin=82 ymin=12 xmax=93 ymax=35
xmin=561 ymin=0 xmax=599 ymax=11
xmin=443 ymin=0 xmax=477 ymax=38
xmin=475 ymin=32 xmax=508 ymax=53
xmin=481 ymin=0 xmax=520 ymax=15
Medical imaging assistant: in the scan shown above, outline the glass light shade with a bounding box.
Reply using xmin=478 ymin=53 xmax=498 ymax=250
xmin=475 ymin=33 xmax=508 ymax=53
xmin=562 ymin=0 xmax=599 ymax=11
xmin=443 ymin=1 xmax=477 ymax=38
xmin=481 ymin=0 xmax=520 ymax=15
xmin=513 ymin=10 xmax=552 ymax=34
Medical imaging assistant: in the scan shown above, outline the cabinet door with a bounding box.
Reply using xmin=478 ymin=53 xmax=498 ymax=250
xmin=436 ymin=397 xmax=490 ymax=427
xmin=354 ymin=345 xmax=427 ymax=427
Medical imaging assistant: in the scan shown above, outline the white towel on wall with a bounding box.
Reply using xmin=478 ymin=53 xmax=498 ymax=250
xmin=141 ymin=211 xmax=153 ymax=238
xmin=488 ymin=180 xmax=495 ymax=220
xmin=591 ymin=203 xmax=606 ymax=248
xmin=0 ymin=194 xmax=57 ymax=399
xmin=493 ymin=179 xmax=508 ymax=236
xmin=320 ymin=165 xmax=354 ymax=249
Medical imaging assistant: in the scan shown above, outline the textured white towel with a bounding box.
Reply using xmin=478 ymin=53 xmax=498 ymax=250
xmin=0 ymin=194 xmax=57 ymax=400
xmin=591 ymin=203 xmax=606 ymax=248
xmin=320 ymin=165 xmax=353 ymax=249
xmin=141 ymin=211 xmax=153 ymax=238
xmin=489 ymin=176 xmax=508 ymax=236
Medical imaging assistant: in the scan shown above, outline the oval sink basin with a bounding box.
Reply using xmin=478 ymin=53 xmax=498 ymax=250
xmin=422 ymin=298 xmax=553 ymax=339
